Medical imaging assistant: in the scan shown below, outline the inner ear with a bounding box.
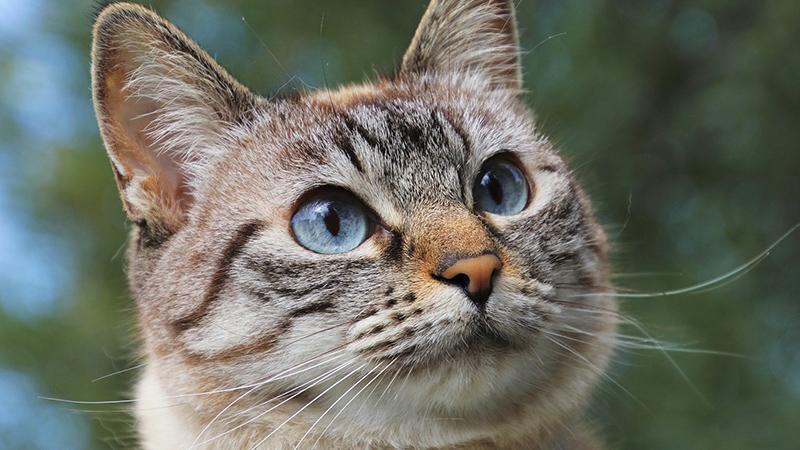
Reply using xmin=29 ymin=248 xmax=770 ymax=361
xmin=106 ymin=72 xmax=186 ymax=205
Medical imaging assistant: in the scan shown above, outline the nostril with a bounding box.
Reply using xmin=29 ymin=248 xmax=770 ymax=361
xmin=447 ymin=273 xmax=471 ymax=291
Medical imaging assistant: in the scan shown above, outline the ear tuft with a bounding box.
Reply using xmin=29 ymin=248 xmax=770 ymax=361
xmin=401 ymin=0 xmax=522 ymax=94
xmin=92 ymin=3 xmax=256 ymax=232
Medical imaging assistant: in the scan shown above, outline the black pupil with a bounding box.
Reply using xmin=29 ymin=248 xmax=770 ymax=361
xmin=485 ymin=171 xmax=504 ymax=205
xmin=322 ymin=204 xmax=341 ymax=236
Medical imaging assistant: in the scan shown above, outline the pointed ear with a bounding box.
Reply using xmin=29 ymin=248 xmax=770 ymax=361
xmin=91 ymin=3 xmax=257 ymax=233
xmin=401 ymin=0 xmax=522 ymax=93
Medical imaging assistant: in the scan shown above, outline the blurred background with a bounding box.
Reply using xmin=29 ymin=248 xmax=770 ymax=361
xmin=0 ymin=0 xmax=798 ymax=448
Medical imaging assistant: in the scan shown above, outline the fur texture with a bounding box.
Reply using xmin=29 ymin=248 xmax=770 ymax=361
xmin=91 ymin=1 xmax=617 ymax=448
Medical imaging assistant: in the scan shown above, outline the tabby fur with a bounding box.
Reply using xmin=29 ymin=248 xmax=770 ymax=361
xmin=91 ymin=1 xmax=617 ymax=448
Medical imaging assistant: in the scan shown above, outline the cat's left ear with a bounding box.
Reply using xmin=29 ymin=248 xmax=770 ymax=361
xmin=401 ymin=0 xmax=522 ymax=94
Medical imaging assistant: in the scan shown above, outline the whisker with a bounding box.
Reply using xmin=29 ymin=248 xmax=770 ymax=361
xmin=373 ymin=364 xmax=404 ymax=408
xmin=198 ymin=358 xmax=354 ymax=447
xmin=575 ymin=223 xmax=799 ymax=299
xmin=309 ymin=360 xmax=396 ymax=450
xmin=91 ymin=362 xmax=147 ymax=383
xmin=46 ymin=333 xmax=353 ymax=408
xmin=615 ymin=313 xmax=711 ymax=406
xmin=241 ymin=16 xmax=313 ymax=91
xmin=393 ymin=365 xmax=415 ymax=401
xmin=282 ymin=321 xmax=352 ymax=347
xmin=611 ymin=271 xmax=685 ymax=279
xmin=543 ymin=334 xmax=647 ymax=409
xmin=553 ymin=302 xmax=727 ymax=404
xmin=249 ymin=362 xmax=368 ymax=449
xmin=541 ymin=328 xmax=604 ymax=351
xmin=189 ymin=350 xmax=346 ymax=449
xmin=228 ymin=355 xmax=352 ymax=422
xmin=39 ymin=397 xmax=139 ymax=406
xmin=298 ymin=360 xmax=394 ymax=449
xmin=351 ymin=362 xmax=394 ymax=419
xmin=530 ymin=32 xmax=568 ymax=53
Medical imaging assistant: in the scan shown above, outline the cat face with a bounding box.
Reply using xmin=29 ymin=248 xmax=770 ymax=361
xmin=92 ymin=0 xmax=616 ymax=445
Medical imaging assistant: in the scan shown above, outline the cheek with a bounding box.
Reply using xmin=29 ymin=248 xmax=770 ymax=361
xmin=347 ymin=280 xmax=476 ymax=358
xmin=494 ymin=208 xmax=594 ymax=284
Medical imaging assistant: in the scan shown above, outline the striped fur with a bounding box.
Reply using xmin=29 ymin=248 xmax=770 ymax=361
xmin=92 ymin=1 xmax=616 ymax=449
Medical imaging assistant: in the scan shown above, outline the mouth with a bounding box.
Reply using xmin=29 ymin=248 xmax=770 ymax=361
xmin=370 ymin=314 xmax=535 ymax=373
xmin=458 ymin=315 xmax=517 ymax=350
xmin=349 ymin=283 xmax=551 ymax=370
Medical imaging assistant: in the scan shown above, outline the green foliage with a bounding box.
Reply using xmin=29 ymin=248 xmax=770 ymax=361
xmin=0 ymin=0 xmax=797 ymax=448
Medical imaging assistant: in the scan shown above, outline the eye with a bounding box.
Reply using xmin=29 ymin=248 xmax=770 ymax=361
xmin=291 ymin=190 xmax=370 ymax=254
xmin=473 ymin=155 xmax=529 ymax=215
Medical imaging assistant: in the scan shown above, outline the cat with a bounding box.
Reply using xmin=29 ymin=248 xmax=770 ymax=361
xmin=91 ymin=1 xmax=617 ymax=448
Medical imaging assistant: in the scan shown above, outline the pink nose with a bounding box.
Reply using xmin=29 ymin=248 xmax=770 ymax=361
xmin=438 ymin=254 xmax=502 ymax=307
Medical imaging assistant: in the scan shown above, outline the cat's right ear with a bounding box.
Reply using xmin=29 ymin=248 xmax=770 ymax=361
xmin=91 ymin=3 xmax=257 ymax=234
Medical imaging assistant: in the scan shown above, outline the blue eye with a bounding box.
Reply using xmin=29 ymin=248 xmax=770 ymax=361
xmin=473 ymin=157 xmax=529 ymax=215
xmin=291 ymin=191 xmax=370 ymax=254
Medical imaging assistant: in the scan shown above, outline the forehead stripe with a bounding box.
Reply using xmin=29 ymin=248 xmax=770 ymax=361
xmin=342 ymin=112 xmax=381 ymax=149
xmin=334 ymin=115 xmax=366 ymax=173
xmin=438 ymin=109 xmax=470 ymax=157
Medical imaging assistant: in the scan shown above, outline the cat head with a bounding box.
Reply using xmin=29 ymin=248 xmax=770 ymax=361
xmin=92 ymin=0 xmax=616 ymax=445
